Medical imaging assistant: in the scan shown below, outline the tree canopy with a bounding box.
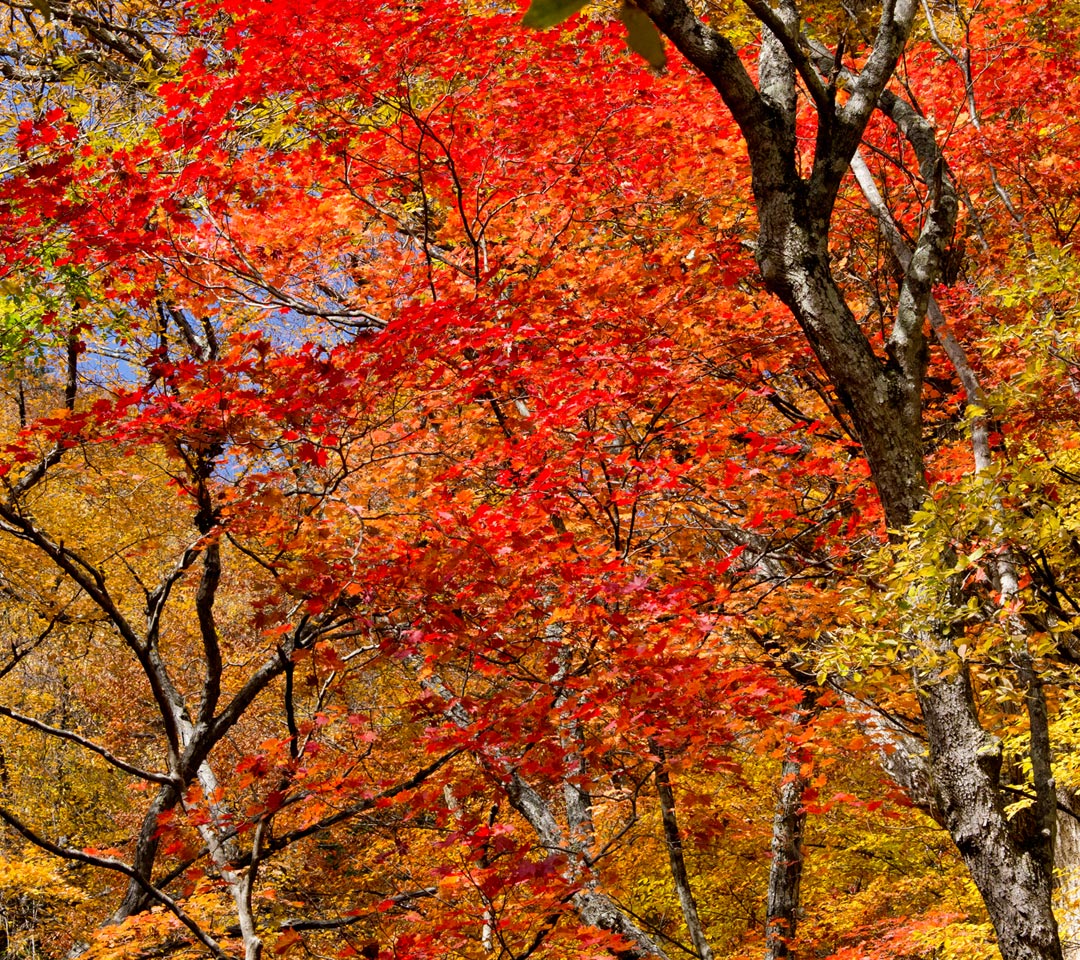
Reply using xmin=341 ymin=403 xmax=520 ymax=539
xmin=0 ymin=0 xmax=1078 ymax=959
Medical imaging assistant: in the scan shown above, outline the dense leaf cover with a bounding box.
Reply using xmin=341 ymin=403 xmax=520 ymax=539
xmin=0 ymin=0 xmax=1076 ymax=958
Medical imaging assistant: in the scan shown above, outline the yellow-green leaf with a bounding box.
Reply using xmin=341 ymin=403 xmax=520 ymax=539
xmin=619 ymin=3 xmax=666 ymax=68
xmin=521 ymin=0 xmax=589 ymax=29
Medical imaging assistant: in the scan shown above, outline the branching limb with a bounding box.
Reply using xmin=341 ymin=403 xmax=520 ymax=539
xmin=850 ymin=148 xmax=991 ymax=470
xmin=0 ymin=505 xmax=185 ymax=762
xmin=839 ymin=0 xmax=919 ymax=145
xmin=9 ymin=327 xmax=80 ymax=499
xmin=146 ymin=542 xmax=204 ymax=648
xmin=742 ymin=0 xmax=829 ymax=113
xmin=0 ymin=805 xmax=229 ymax=960
xmin=194 ymin=542 xmax=223 ymax=730
xmin=0 ymin=705 xmax=176 ymax=785
xmin=415 ymin=663 xmax=669 ymax=959
xmin=633 ymin=0 xmax=770 ymax=141
xmin=280 ymin=889 xmax=436 ymax=931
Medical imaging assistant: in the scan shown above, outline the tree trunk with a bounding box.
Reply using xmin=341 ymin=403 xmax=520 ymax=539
xmin=918 ymin=671 xmax=1060 ymax=960
xmin=758 ymin=208 xmax=1062 ymax=960
xmin=653 ymin=741 xmax=713 ymax=960
xmin=1056 ymin=793 xmax=1080 ymax=960
xmin=765 ymin=754 xmax=806 ymax=960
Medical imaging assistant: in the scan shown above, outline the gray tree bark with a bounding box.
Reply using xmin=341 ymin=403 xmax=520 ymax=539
xmin=764 ymin=754 xmax=806 ymax=960
xmin=419 ymin=666 xmax=669 ymax=959
xmin=1056 ymin=793 xmax=1080 ymax=960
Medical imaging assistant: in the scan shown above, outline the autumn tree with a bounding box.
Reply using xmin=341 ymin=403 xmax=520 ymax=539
xmin=516 ymin=0 xmax=1080 ymax=958
xmin=3 ymin=0 xmax=1080 ymax=959
xmin=0 ymin=3 xmax=823 ymax=956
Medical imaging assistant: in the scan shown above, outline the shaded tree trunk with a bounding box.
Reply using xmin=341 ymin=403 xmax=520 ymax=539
xmin=653 ymin=741 xmax=713 ymax=960
xmin=1056 ymin=793 xmax=1080 ymax=960
xmin=765 ymin=754 xmax=806 ymax=960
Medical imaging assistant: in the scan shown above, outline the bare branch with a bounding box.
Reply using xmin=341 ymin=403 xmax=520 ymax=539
xmin=0 ymin=805 xmax=229 ymax=959
xmin=0 ymin=705 xmax=176 ymax=786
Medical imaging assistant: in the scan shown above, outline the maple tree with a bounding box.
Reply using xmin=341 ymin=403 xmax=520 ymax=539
xmin=0 ymin=0 xmax=1078 ymax=958
xmin=515 ymin=0 xmax=1080 ymax=958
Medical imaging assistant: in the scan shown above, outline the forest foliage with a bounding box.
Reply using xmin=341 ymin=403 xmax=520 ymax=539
xmin=0 ymin=0 xmax=1077 ymax=958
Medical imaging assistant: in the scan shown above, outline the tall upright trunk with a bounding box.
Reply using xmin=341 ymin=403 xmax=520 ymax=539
xmin=764 ymin=754 xmax=806 ymax=960
xmin=653 ymin=741 xmax=713 ymax=960
xmin=1056 ymin=793 xmax=1080 ymax=960
xmin=755 ymin=203 xmax=1061 ymax=960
